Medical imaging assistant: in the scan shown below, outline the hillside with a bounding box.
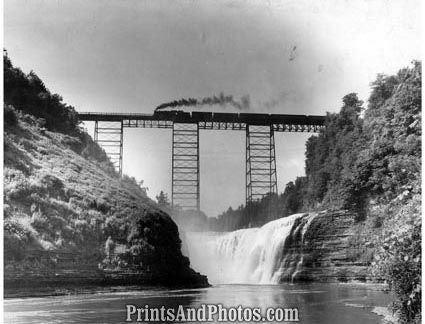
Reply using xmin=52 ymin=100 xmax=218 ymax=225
xmin=3 ymin=54 xmax=208 ymax=292
xmin=213 ymin=61 xmax=421 ymax=322
xmin=214 ymin=63 xmax=421 ymax=232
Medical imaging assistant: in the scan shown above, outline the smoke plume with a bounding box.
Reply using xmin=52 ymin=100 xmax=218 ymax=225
xmin=156 ymin=93 xmax=250 ymax=111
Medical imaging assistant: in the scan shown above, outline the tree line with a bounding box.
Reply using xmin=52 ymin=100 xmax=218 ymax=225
xmin=212 ymin=62 xmax=421 ymax=232
xmin=3 ymin=50 xmax=116 ymax=173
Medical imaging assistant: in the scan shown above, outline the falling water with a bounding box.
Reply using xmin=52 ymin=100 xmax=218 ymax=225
xmin=290 ymin=213 xmax=318 ymax=281
xmin=186 ymin=213 xmax=317 ymax=285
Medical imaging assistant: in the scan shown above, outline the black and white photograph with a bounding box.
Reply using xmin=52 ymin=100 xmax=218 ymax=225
xmin=2 ymin=1 xmax=422 ymax=323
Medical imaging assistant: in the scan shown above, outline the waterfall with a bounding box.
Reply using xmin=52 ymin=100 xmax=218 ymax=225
xmin=186 ymin=213 xmax=317 ymax=285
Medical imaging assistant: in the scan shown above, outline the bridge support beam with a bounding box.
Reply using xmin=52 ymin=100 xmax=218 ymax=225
xmin=171 ymin=123 xmax=200 ymax=211
xmin=246 ymin=125 xmax=278 ymax=216
xmin=94 ymin=120 xmax=123 ymax=176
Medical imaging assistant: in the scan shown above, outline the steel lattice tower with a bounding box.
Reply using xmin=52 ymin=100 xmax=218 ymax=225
xmin=246 ymin=125 xmax=278 ymax=206
xmin=94 ymin=120 xmax=123 ymax=176
xmin=171 ymin=123 xmax=200 ymax=211
xmin=82 ymin=111 xmax=325 ymax=213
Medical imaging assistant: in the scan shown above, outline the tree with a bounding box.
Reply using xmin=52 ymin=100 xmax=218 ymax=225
xmin=105 ymin=236 xmax=116 ymax=259
xmin=156 ymin=191 xmax=170 ymax=208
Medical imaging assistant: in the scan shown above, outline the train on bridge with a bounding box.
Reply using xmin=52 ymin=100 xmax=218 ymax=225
xmin=153 ymin=110 xmax=325 ymax=126
xmin=79 ymin=110 xmax=326 ymax=127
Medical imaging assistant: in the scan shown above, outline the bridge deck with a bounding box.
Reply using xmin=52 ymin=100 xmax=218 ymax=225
xmin=79 ymin=111 xmax=326 ymax=132
xmin=78 ymin=111 xmax=326 ymax=124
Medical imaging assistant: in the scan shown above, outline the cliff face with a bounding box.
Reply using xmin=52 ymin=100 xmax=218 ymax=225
xmin=4 ymin=111 xmax=208 ymax=293
xmin=279 ymin=211 xmax=378 ymax=283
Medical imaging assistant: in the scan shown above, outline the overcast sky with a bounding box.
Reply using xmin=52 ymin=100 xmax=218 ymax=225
xmin=5 ymin=0 xmax=421 ymax=217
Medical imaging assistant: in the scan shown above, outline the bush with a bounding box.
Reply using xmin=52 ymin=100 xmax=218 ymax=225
xmin=38 ymin=174 xmax=65 ymax=198
xmin=4 ymin=104 xmax=18 ymax=126
xmin=4 ymin=233 xmax=27 ymax=261
xmin=4 ymin=220 xmax=32 ymax=261
xmin=372 ymin=196 xmax=421 ymax=323
xmin=371 ymin=214 xmax=383 ymax=228
xmin=4 ymin=168 xmax=32 ymax=201
xmin=30 ymin=210 xmax=49 ymax=231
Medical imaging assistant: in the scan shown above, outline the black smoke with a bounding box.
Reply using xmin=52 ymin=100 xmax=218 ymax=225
xmin=155 ymin=93 xmax=250 ymax=111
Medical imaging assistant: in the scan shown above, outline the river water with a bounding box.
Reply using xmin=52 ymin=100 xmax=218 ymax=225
xmin=6 ymin=215 xmax=394 ymax=323
xmin=4 ymin=283 xmax=393 ymax=323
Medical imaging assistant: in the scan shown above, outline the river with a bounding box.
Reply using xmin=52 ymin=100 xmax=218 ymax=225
xmin=4 ymin=283 xmax=393 ymax=323
xmin=5 ymin=213 xmax=395 ymax=323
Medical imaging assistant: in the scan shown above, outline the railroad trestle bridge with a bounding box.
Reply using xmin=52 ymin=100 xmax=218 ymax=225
xmin=78 ymin=111 xmax=326 ymax=211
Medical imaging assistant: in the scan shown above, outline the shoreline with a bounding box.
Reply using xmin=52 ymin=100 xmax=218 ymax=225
xmin=4 ymin=280 xmax=388 ymax=299
xmin=4 ymin=266 xmax=210 ymax=299
xmin=4 ymin=284 xmax=171 ymax=299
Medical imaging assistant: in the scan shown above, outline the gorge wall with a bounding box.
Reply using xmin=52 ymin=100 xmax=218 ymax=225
xmin=278 ymin=210 xmax=374 ymax=283
xmin=3 ymin=54 xmax=210 ymax=295
xmin=4 ymin=109 xmax=208 ymax=295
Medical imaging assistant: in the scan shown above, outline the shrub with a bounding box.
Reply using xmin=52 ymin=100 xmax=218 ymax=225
xmin=105 ymin=236 xmax=116 ymax=257
xmin=4 ymin=168 xmax=31 ymax=201
xmin=38 ymin=174 xmax=65 ymax=198
xmin=371 ymin=214 xmax=383 ymax=228
xmin=19 ymin=138 xmax=37 ymax=152
xmin=96 ymin=197 xmax=112 ymax=214
xmin=4 ymin=104 xmax=18 ymax=126
xmin=4 ymin=220 xmax=32 ymax=261
xmin=372 ymin=196 xmax=421 ymax=323
xmin=30 ymin=210 xmax=49 ymax=231
xmin=4 ymin=232 xmax=27 ymax=261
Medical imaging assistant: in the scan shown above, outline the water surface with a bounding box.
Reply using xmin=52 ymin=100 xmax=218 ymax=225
xmin=4 ymin=283 xmax=393 ymax=323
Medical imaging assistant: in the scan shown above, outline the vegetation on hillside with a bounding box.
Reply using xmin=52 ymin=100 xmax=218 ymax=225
xmin=214 ymin=62 xmax=421 ymax=322
xmin=4 ymin=50 xmax=78 ymax=133
xmin=215 ymin=62 xmax=420 ymax=227
xmin=3 ymin=53 xmax=205 ymax=286
xmin=3 ymin=51 xmax=115 ymax=174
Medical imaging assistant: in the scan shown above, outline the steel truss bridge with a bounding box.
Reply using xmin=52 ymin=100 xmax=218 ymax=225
xmin=79 ymin=111 xmax=326 ymax=211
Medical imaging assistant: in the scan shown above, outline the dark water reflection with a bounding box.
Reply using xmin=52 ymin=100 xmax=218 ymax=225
xmin=4 ymin=283 xmax=393 ymax=323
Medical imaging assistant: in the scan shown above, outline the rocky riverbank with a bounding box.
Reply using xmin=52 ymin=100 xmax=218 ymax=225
xmin=4 ymin=264 xmax=209 ymax=298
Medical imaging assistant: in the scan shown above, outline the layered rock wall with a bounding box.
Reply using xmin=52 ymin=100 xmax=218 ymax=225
xmin=280 ymin=211 xmax=377 ymax=283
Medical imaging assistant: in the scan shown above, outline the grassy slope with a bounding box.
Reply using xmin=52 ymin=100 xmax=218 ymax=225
xmin=4 ymin=111 xmax=207 ymax=287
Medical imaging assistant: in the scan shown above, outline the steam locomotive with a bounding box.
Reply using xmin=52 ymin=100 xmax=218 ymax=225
xmin=153 ymin=109 xmax=325 ymax=126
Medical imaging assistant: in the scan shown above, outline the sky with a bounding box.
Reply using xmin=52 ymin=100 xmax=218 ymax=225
xmin=4 ymin=0 xmax=421 ymax=217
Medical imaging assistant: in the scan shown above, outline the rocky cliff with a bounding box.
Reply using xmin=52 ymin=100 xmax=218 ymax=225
xmin=280 ymin=211 xmax=378 ymax=283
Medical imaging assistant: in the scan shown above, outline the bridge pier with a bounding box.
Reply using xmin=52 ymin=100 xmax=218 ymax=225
xmin=81 ymin=111 xmax=325 ymax=216
xmin=94 ymin=120 xmax=123 ymax=176
xmin=246 ymin=125 xmax=278 ymax=218
xmin=171 ymin=123 xmax=200 ymax=211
